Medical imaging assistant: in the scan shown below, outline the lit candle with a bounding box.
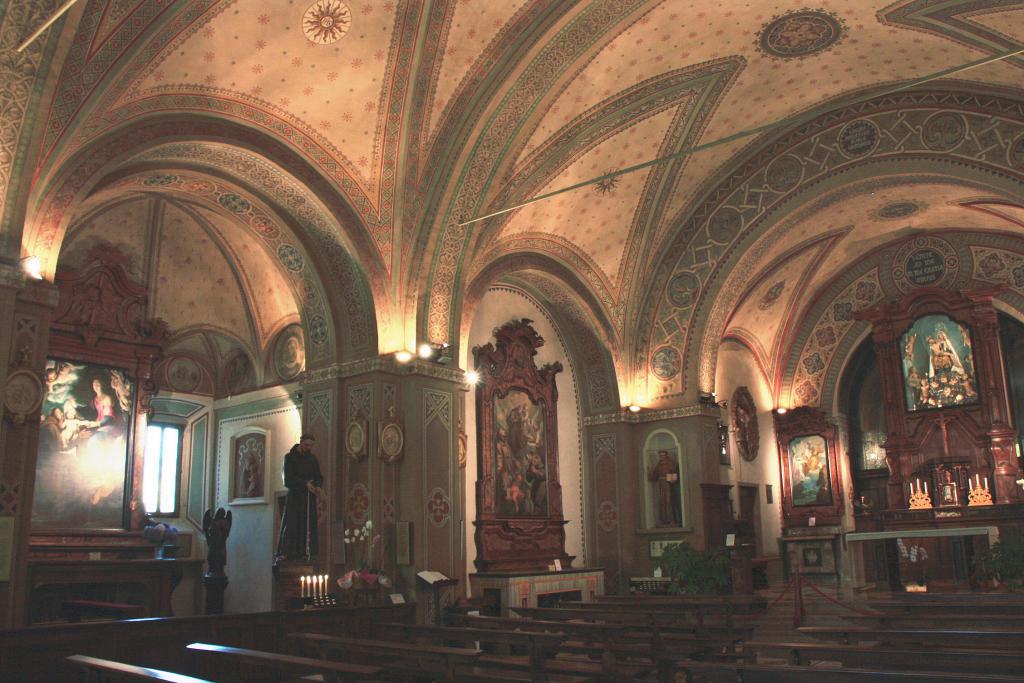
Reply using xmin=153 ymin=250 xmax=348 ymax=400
xmin=969 ymin=477 xmax=974 ymax=492
xmin=984 ymin=476 xmax=989 ymax=491
xmin=315 ymin=575 xmax=320 ymax=599
xmin=924 ymin=481 xmax=928 ymax=496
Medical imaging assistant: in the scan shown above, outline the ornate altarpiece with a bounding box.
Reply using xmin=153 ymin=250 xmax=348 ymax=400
xmin=472 ymin=319 xmax=572 ymax=572
xmin=856 ymin=287 xmax=1021 ymax=510
xmin=35 ymin=246 xmax=166 ymax=537
xmin=774 ymin=407 xmax=844 ymax=526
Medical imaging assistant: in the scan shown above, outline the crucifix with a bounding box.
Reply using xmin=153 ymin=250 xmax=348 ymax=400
xmin=936 ymin=408 xmax=953 ymax=459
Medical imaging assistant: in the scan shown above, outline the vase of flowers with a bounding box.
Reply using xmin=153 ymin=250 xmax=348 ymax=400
xmin=337 ymin=520 xmax=392 ymax=592
xmin=143 ymin=517 xmax=179 ymax=559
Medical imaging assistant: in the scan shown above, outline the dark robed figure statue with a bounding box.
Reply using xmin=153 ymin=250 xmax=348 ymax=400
xmin=276 ymin=434 xmax=324 ymax=560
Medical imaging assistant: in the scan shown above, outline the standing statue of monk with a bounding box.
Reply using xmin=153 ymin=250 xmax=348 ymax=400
xmin=276 ymin=433 xmax=324 ymax=561
xmin=649 ymin=450 xmax=682 ymax=527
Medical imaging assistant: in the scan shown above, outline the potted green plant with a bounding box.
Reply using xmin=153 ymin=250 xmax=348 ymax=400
xmin=976 ymin=528 xmax=1024 ymax=591
xmin=659 ymin=541 xmax=730 ymax=594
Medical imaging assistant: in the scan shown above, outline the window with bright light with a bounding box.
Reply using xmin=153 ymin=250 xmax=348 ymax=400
xmin=142 ymin=423 xmax=182 ymax=515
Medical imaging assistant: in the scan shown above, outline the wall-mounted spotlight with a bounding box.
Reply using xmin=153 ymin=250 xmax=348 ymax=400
xmin=698 ymin=391 xmax=717 ymax=405
xmin=21 ymin=255 xmax=42 ymax=280
xmin=626 ymin=404 xmax=642 ymax=414
xmin=775 ymin=407 xmax=788 ymax=415
xmin=417 ymin=342 xmax=452 ymax=364
xmin=465 ymin=370 xmax=480 ymax=385
xmin=394 ymin=350 xmax=414 ymax=364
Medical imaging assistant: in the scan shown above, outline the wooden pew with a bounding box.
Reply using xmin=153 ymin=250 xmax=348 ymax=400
xmin=846 ymin=612 xmax=1024 ymax=630
xmin=376 ymin=622 xmax=644 ymax=682
xmin=675 ymin=659 xmax=1024 ymax=682
xmin=288 ymin=632 xmax=481 ymax=682
xmin=511 ymin=606 xmax=754 ymax=645
xmin=66 ymin=655 xmax=212 ymax=683
xmin=868 ymin=598 xmax=1024 ymax=616
xmin=559 ymin=598 xmax=761 ymax=627
xmin=186 ymin=642 xmax=383 ymax=683
xmin=740 ymin=640 xmax=1024 ymax=675
xmin=797 ymin=626 xmax=1024 ymax=649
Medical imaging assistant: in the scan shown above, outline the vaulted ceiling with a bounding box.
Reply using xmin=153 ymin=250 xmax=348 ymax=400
xmin=4 ymin=0 xmax=1024 ymax=409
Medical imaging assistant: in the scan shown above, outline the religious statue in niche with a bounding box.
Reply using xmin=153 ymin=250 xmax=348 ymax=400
xmin=647 ymin=449 xmax=682 ymax=527
xmin=34 ymin=359 xmax=134 ymax=529
xmin=494 ymin=389 xmax=548 ymax=515
xmin=731 ymin=386 xmax=759 ymax=462
xmin=788 ymin=434 xmax=833 ymax=506
xmin=901 ymin=314 xmax=978 ymax=411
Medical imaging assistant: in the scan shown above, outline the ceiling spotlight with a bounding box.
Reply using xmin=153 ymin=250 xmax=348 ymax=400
xmin=394 ymin=350 xmax=413 ymax=364
xmin=21 ymin=255 xmax=42 ymax=280
xmin=466 ymin=370 xmax=480 ymax=385
xmin=627 ymin=404 xmax=642 ymax=414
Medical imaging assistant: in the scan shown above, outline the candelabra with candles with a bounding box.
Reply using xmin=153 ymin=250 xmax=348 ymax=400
xmin=968 ymin=474 xmax=993 ymax=506
xmin=299 ymin=574 xmax=337 ymax=608
xmin=908 ymin=477 xmax=932 ymax=509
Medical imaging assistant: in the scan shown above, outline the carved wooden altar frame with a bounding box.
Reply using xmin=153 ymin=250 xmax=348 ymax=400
xmin=856 ymin=286 xmax=1021 ymax=508
xmin=774 ymin=407 xmax=843 ymax=526
xmin=37 ymin=246 xmax=166 ymax=534
xmin=472 ymin=319 xmax=572 ymax=572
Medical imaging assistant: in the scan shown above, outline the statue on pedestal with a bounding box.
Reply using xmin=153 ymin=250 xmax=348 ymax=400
xmin=276 ymin=433 xmax=324 ymax=561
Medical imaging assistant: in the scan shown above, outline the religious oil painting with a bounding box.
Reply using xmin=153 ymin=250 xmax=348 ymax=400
xmin=33 ymin=359 xmax=134 ymax=529
xmin=900 ymin=314 xmax=978 ymax=411
xmin=493 ymin=389 xmax=548 ymax=516
xmin=788 ymin=434 xmax=833 ymax=507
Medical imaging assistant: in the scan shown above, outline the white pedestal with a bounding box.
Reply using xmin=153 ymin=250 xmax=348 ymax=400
xmin=469 ymin=568 xmax=604 ymax=617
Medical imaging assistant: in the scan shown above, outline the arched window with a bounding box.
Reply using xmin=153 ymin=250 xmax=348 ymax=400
xmin=641 ymin=430 xmax=685 ymax=529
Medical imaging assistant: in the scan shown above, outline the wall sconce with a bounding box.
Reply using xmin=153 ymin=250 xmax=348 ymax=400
xmin=21 ymin=255 xmax=42 ymax=280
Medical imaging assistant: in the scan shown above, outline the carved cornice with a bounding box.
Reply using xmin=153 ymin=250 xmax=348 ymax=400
xmin=302 ymin=356 xmax=469 ymax=385
xmin=583 ymin=403 xmax=721 ymax=426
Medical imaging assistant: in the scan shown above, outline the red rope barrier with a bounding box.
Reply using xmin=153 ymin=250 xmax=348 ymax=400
xmin=734 ymin=577 xmax=793 ymax=621
xmin=803 ymin=580 xmax=883 ymax=618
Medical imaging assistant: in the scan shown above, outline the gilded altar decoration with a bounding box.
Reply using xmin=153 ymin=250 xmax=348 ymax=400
xmin=900 ymin=314 xmax=978 ymax=411
xmin=908 ymin=478 xmax=932 ymax=509
xmin=34 ymin=360 xmax=135 ymax=529
xmin=788 ymin=434 xmax=833 ymax=507
xmin=472 ymin=319 xmax=572 ymax=572
xmin=968 ymin=474 xmax=993 ymax=506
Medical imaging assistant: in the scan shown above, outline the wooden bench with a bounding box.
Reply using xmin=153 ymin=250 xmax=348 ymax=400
xmin=740 ymin=640 xmax=1024 ymax=675
xmin=846 ymin=612 xmax=1024 ymax=630
xmin=376 ymin=622 xmax=647 ymax=682
xmin=66 ymin=655 xmax=211 ymax=682
xmin=511 ymin=606 xmax=754 ymax=644
xmin=559 ymin=598 xmax=760 ymax=627
xmin=186 ymin=642 xmax=383 ymax=683
xmin=675 ymin=659 xmax=1024 ymax=682
xmin=288 ymin=632 xmax=480 ymax=682
xmin=60 ymin=599 xmax=147 ymax=622
xmin=797 ymin=626 xmax=1024 ymax=649
xmin=868 ymin=598 xmax=1024 ymax=616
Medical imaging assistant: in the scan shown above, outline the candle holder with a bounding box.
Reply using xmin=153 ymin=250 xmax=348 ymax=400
xmin=908 ymin=489 xmax=932 ymax=509
xmin=968 ymin=486 xmax=993 ymax=506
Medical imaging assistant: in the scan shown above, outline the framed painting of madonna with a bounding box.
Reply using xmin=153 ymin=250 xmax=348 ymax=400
xmin=900 ymin=314 xmax=978 ymax=411
xmin=33 ymin=360 xmax=136 ymax=529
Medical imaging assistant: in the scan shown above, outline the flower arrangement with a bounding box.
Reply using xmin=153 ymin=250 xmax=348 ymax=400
xmin=897 ymin=538 xmax=929 ymax=587
xmin=337 ymin=520 xmax=391 ymax=589
xmin=142 ymin=516 xmax=179 ymax=547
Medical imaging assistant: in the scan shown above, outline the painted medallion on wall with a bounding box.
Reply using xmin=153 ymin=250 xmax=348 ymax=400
xmin=758 ymin=10 xmax=845 ymax=59
xmin=900 ymin=314 xmax=978 ymax=411
xmin=731 ymin=386 xmax=759 ymax=462
xmin=167 ymin=357 xmax=201 ymax=393
xmin=274 ymin=325 xmax=305 ymax=381
xmin=651 ymin=346 xmax=681 ymax=381
xmin=378 ymin=421 xmax=404 ymax=464
xmin=788 ymin=434 xmax=833 ymax=507
xmin=34 ymin=360 xmax=134 ymax=528
xmin=303 ymin=0 xmax=351 ymax=45
xmin=345 ymin=420 xmax=367 ymax=459
xmin=892 ymin=236 xmax=959 ymax=292
xmin=494 ymin=389 xmax=548 ymax=516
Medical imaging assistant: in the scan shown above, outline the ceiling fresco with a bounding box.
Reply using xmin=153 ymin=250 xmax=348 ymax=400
xmin=4 ymin=0 xmax=1023 ymax=409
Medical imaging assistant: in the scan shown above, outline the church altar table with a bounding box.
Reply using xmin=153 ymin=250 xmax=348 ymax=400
xmin=469 ymin=567 xmax=604 ymax=617
xmin=28 ymin=558 xmax=203 ymax=624
xmin=845 ymin=526 xmax=999 ymax=545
